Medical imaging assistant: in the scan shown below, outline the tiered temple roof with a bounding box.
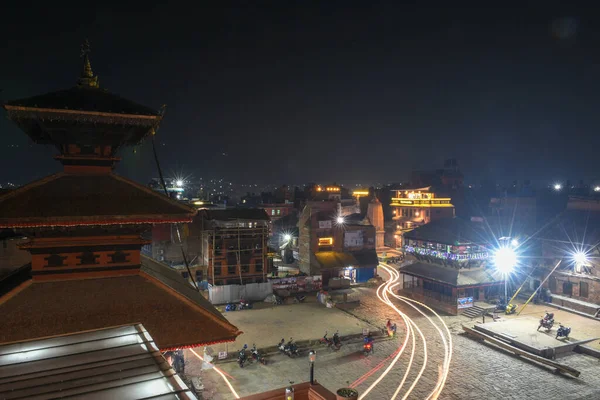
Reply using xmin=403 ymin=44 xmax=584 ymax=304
xmin=0 ymin=42 xmax=241 ymax=350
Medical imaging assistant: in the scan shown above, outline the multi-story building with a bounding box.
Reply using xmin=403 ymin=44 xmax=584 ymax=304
xmin=261 ymin=202 xmax=295 ymax=223
xmin=298 ymin=200 xmax=378 ymax=286
xmin=391 ymin=187 xmax=455 ymax=247
xmin=398 ymin=217 xmax=504 ymax=315
xmin=193 ymin=209 xmax=270 ymax=286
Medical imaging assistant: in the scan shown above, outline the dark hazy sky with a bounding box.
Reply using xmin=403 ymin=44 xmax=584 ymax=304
xmin=1 ymin=2 xmax=599 ymax=185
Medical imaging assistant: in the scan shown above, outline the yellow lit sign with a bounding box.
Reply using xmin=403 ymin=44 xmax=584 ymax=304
xmin=353 ymin=190 xmax=369 ymax=196
xmin=318 ymin=237 xmax=333 ymax=246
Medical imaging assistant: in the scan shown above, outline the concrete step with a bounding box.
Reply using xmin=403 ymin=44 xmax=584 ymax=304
xmin=462 ymin=305 xmax=486 ymax=319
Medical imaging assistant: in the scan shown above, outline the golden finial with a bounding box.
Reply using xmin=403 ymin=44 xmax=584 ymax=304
xmin=77 ymin=39 xmax=99 ymax=88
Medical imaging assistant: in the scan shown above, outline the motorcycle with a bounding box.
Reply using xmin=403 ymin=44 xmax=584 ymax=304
xmin=556 ymin=324 xmax=571 ymax=339
xmin=331 ymin=331 xmax=342 ymax=350
xmin=537 ymin=312 xmax=555 ymax=332
xmin=250 ymin=344 xmax=267 ymax=365
xmin=495 ymin=299 xmax=507 ymax=312
xmin=238 ymin=300 xmax=253 ymax=310
xmin=225 ymin=303 xmax=237 ymax=312
xmin=319 ymin=331 xmax=333 ymax=347
xmin=237 ymin=344 xmax=248 ymax=368
xmin=285 ymin=337 xmax=299 ymax=357
xmin=505 ymin=303 xmax=517 ymax=315
xmin=278 ymin=338 xmax=299 ymax=357
xmin=294 ymin=295 xmax=306 ymax=303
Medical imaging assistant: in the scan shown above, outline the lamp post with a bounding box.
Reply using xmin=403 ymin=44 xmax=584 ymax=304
xmin=494 ymin=246 xmax=517 ymax=302
xmin=308 ymin=350 xmax=316 ymax=385
xmin=285 ymin=382 xmax=295 ymax=400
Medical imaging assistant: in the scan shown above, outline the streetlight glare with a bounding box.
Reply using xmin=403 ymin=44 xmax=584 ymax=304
xmin=494 ymin=247 xmax=517 ymax=274
xmin=511 ymin=239 xmax=519 ymax=247
xmin=553 ymin=183 xmax=562 ymax=191
xmin=594 ymin=186 xmax=600 ymax=192
xmin=175 ymin=179 xmax=184 ymax=187
xmin=336 ymin=216 xmax=345 ymax=224
xmin=573 ymin=251 xmax=588 ymax=265
xmin=283 ymin=234 xmax=292 ymax=241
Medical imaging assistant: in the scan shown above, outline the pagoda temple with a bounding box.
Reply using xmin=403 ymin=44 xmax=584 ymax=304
xmin=0 ymin=43 xmax=241 ymax=351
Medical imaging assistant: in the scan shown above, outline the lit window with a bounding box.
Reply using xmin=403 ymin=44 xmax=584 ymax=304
xmin=271 ymin=209 xmax=275 ymax=215
xmin=277 ymin=209 xmax=281 ymax=215
xmin=318 ymin=237 xmax=333 ymax=246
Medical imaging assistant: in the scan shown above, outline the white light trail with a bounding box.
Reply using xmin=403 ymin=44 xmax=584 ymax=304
xmin=189 ymin=348 xmax=240 ymax=399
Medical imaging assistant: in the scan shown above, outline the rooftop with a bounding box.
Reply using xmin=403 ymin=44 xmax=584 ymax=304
xmin=401 ymin=261 xmax=503 ymax=287
xmin=201 ymin=208 xmax=270 ymax=222
xmin=403 ymin=217 xmax=493 ymax=246
xmin=0 ymin=173 xmax=196 ymax=228
xmin=314 ymin=251 xmax=358 ymax=270
xmin=0 ymin=257 xmax=241 ymax=350
xmin=0 ymin=324 xmax=196 ymax=400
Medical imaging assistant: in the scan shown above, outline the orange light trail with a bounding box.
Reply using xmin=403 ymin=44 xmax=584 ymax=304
xmin=189 ymin=348 xmax=240 ymax=399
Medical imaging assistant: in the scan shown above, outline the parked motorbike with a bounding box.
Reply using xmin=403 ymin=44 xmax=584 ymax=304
xmin=495 ymin=299 xmax=507 ymax=312
xmin=319 ymin=332 xmax=333 ymax=347
xmin=250 ymin=344 xmax=267 ymax=365
xmin=363 ymin=336 xmax=374 ymax=356
xmin=537 ymin=312 xmax=555 ymax=332
xmin=294 ymin=295 xmax=306 ymax=303
xmin=505 ymin=303 xmax=517 ymax=315
xmin=332 ymin=331 xmax=342 ymax=350
xmin=556 ymin=324 xmax=571 ymax=339
xmin=238 ymin=300 xmax=253 ymax=310
xmin=225 ymin=303 xmax=237 ymax=312
xmin=285 ymin=337 xmax=299 ymax=357
xmin=278 ymin=338 xmax=287 ymax=354
xmin=237 ymin=345 xmax=248 ymax=368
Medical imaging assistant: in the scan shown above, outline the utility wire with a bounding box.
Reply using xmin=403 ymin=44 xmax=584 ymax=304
xmin=151 ymin=134 xmax=199 ymax=291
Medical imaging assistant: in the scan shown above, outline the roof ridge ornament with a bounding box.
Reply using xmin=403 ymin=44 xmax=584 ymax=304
xmin=77 ymin=39 xmax=100 ymax=88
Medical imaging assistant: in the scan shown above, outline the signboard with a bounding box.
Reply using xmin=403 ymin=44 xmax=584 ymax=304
xmin=318 ymin=220 xmax=332 ymax=229
xmin=344 ymin=231 xmax=364 ymax=247
xmin=218 ymin=351 xmax=228 ymax=360
xmin=457 ymin=297 xmax=473 ymax=309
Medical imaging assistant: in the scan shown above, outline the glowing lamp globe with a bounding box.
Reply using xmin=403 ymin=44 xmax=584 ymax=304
xmin=175 ymin=180 xmax=184 ymax=187
xmin=494 ymin=247 xmax=517 ymax=274
xmin=283 ymin=234 xmax=292 ymax=241
xmin=573 ymin=252 xmax=588 ymax=265
xmin=553 ymin=184 xmax=562 ymax=191
xmin=336 ymin=216 xmax=345 ymax=224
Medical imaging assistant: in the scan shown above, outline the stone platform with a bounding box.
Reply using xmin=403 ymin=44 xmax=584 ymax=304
xmin=474 ymin=317 xmax=599 ymax=359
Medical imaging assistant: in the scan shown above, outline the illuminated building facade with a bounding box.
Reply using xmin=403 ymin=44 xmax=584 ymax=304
xmin=391 ymin=187 xmax=455 ymax=247
xmin=399 ymin=218 xmax=504 ymax=315
xmin=261 ymin=202 xmax=295 ymax=223
xmin=298 ymin=201 xmax=378 ymax=286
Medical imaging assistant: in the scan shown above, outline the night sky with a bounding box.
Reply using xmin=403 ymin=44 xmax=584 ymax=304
xmin=1 ymin=2 xmax=599 ymax=186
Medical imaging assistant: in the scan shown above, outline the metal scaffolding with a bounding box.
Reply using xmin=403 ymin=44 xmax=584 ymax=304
xmin=202 ymin=220 xmax=268 ymax=285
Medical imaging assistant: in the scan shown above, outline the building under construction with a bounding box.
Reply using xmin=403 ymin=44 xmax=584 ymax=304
xmin=191 ymin=209 xmax=270 ymax=286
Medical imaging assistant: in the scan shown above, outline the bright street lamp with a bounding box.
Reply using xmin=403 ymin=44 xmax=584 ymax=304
xmin=511 ymin=239 xmax=519 ymax=247
xmin=283 ymin=234 xmax=292 ymax=241
xmin=494 ymin=247 xmax=517 ymax=302
xmin=336 ymin=216 xmax=345 ymax=224
xmin=594 ymin=186 xmax=600 ymax=192
xmin=175 ymin=179 xmax=184 ymax=188
xmin=573 ymin=251 xmax=588 ymax=265
xmin=553 ymin=183 xmax=562 ymax=191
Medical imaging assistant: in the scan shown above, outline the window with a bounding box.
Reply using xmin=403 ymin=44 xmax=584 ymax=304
xmin=580 ymin=281 xmax=589 ymax=298
xmin=77 ymin=252 xmax=99 ymax=265
xmin=45 ymin=254 xmax=66 ymax=267
xmin=318 ymin=237 xmax=333 ymax=246
xmin=228 ymin=265 xmax=236 ymax=275
xmin=214 ymin=266 xmax=222 ymax=276
xmin=271 ymin=209 xmax=275 ymax=215
xmin=196 ymin=270 xmax=203 ymax=280
xmin=109 ymin=251 xmax=128 ymax=264
xmin=241 ymin=264 xmax=249 ymax=273
xmin=276 ymin=209 xmax=281 ymax=215
xmin=256 ymin=262 xmax=263 ymax=272
xmin=562 ymin=281 xmax=573 ymax=296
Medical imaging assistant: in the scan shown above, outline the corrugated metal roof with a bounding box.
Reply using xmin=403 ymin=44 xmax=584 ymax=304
xmin=0 ymin=324 xmax=196 ymax=400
